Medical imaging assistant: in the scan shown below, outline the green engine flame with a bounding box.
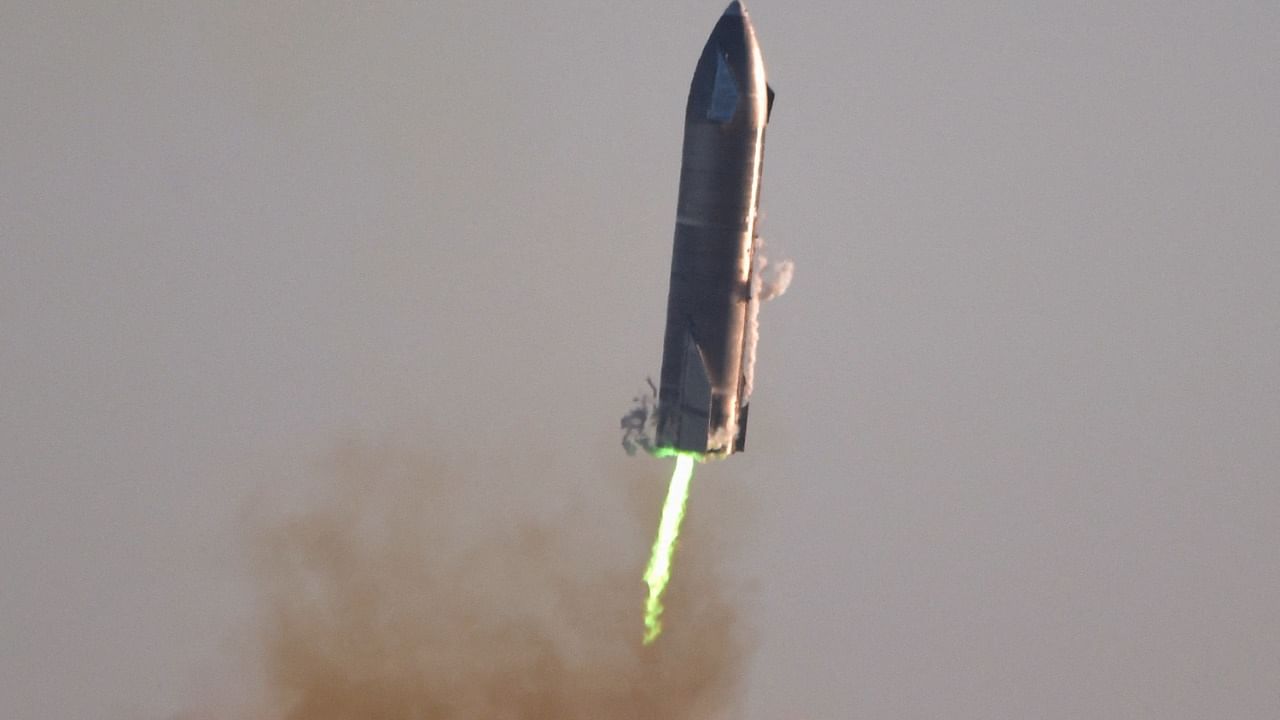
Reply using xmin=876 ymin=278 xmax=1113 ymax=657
xmin=642 ymin=451 xmax=699 ymax=645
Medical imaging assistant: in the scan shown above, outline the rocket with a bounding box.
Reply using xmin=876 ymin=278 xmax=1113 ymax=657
xmin=655 ymin=1 xmax=774 ymax=458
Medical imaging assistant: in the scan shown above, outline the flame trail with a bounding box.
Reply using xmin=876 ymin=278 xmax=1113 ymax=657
xmin=643 ymin=452 xmax=698 ymax=644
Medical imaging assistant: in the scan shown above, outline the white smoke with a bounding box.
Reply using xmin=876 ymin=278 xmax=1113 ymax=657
xmin=741 ymin=246 xmax=794 ymax=400
xmin=758 ymin=256 xmax=794 ymax=301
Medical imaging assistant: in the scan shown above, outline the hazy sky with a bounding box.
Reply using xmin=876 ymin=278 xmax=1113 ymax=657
xmin=3 ymin=2 xmax=1278 ymax=719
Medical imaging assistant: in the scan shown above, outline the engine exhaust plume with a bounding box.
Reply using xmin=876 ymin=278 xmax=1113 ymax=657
xmin=642 ymin=452 xmax=699 ymax=645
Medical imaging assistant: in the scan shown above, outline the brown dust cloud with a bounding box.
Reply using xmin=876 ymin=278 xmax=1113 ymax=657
xmin=185 ymin=441 xmax=752 ymax=720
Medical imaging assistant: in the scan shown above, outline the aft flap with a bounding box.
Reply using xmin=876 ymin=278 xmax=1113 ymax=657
xmin=766 ymin=84 xmax=776 ymax=122
xmin=675 ymin=330 xmax=713 ymax=452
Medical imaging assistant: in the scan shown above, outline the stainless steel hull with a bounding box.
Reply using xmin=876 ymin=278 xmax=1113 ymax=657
xmin=655 ymin=1 xmax=773 ymax=458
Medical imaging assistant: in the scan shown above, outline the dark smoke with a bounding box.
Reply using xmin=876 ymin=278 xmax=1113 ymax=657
xmin=621 ymin=378 xmax=659 ymax=456
xmin=213 ymin=441 xmax=750 ymax=719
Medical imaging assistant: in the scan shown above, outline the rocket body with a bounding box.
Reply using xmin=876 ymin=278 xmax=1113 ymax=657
xmin=655 ymin=1 xmax=773 ymax=458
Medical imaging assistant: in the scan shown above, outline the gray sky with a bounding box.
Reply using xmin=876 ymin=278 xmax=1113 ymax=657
xmin=3 ymin=2 xmax=1279 ymax=718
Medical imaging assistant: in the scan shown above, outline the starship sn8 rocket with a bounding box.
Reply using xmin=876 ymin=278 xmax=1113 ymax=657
xmin=655 ymin=1 xmax=774 ymax=458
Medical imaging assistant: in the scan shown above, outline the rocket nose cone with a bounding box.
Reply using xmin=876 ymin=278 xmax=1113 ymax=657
xmin=724 ymin=1 xmax=745 ymax=16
